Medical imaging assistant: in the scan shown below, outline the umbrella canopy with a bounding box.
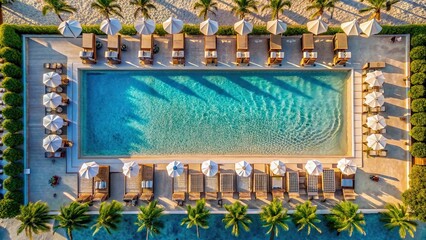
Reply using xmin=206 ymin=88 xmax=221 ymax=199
xmin=305 ymin=160 xmax=323 ymax=176
xmin=234 ymin=19 xmax=253 ymax=35
xmin=43 ymin=72 xmax=62 ymax=87
xmin=307 ymin=16 xmax=328 ymax=35
xmin=367 ymin=114 xmax=387 ymax=130
xmin=364 ymin=91 xmax=385 ymax=108
xmin=43 ymin=92 xmax=62 ymax=108
xmin=43 ymin=134 xmax=62 ymax=152
xmin=43 ymin=114 xmax=64 ymax=131
xmin=100 ymin=18 xmax=122 ymax=35
xmin=374 ymin=70 xmax=386 ymax=82
xmin=360 ymin=18 xmax=382 ymax=37
xmin=365 ymin=72 xmax=384 ymax=87
xmin=337 ymin=158 xmax=357 ymax=175
xmin=167 ymin=160 xmax=184 ymax=177
xmin=235 ymin=160 xmax=252 ymax=177
xmin=134 ymin=18 xmax=155 ymax=35
xmin=201 ymin=160 xmax=218 ymax=177
xmin=200 ymin=18 xmax=218 ymax=35
xmin=266 ymin=19 xmax=287 ymax=35
xmin=163 ymin=17 xmax=183 ymax=34
xmin=122 ymin=161 xmax=140 ymax=178
xmin=58 ymin=20 xmax=82 ymax=38
xmin=270 ymin=160 xmax=286 ymax=176
xmin=79 ymin=161 xmax=100 ymax=179
xmin=367 ymin=134 xmax=387 ymax=150
xmin=340 ymin=19 xmax=362 ymax=36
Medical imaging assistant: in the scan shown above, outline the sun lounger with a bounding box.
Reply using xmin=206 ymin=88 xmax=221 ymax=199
xmin=236 ymin=34 xmax=250 ymax=66
xmin=237 ymin=173 xmax=252 ymax=200
xmin=77 ymin=175 xmax=93 ymax=203
xmin=138 ymin=34 xmax=154 ymax=65
xmin=286 ymin=171 xmax=300 ymax=199
xmin=306 ymin=174 xmax=319 ymax=200
xmin=253 ymin=164 xmax=269 ymax=199
xmin=322 ymin=169 xmax=336 ymax=199
xmin=79 ymin=33 xmax=97 ymax=64
xmin=123 ymin=165 xmax=142 ymax=206
xmin=267 ymin=34 xmax=284 ymax=66
xmin=44 ymin=63 xmax=64 ymax=74
xmin=172 ymin=33 xmax=185 ymax=65
xmin=140 ymin=164 xmax=155 ymax=202
xmin=105 ymin=35 xmax=122 ymax=64
xmin=341 ymin=173 xmax=357 ymax=201
xmin=220 ymin=172 xmax=235 ymax=199
xmin=271 ymin=174 xmax=285 ymax=200
xmin=204 ymin=35 xmax=218 ymax=66
xmin=93 ymin=165 xmax=110 ymax=202
xmin=333 ymin=33 xmax=351 ymax=66
xmin=362 ymin=62 xmax=386 ymax=70
xmin=299 ymin=171 xmax=307 ymax=195
xmin=189 ymin=164 xmax=204 ymax=201
xmin=172 ymin=165 xmax=187 ymax=205
xmin=45 ymin=150 xmax=65 ymax=158
xmin=300 ymin=33 xmax=317 ymax=66
xmin=205 ymin=173 xmax=219 ymax=200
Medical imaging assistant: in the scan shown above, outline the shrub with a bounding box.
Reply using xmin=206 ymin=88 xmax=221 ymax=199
xmin=2 ymin=119 xmax=23 ymax=133
xmin=411 ymin=60 xmax=426 ymax=73
xmin=2 ymin=92 xmax=23 ymax=106
xmin=182 ymin=24 xmax=201 ymax=35
xmin=1 ymin=77 xmax=22 ymax=93
xmin=411 ymin=73 xmax=426 ymax=85
xmin=411 ymin=46 xmax=426 ymax=60
xmin=2 ymin=147 xmax=23 ymax=162
xmin=410 ymin=126 xmax=426 ymax=141
xmin=412 ymin=98 xmax=426 ymax=112
xmin=2 ymin=133 xmax=24 ymax=147
xmin=3 ymin=176 xmax=24 ymax=191
xmin=411 ymin=142 xmax=426 ymax=158
xmin=381 ymin=24 xmax=426 ymax=36
xmin=4 ymin=191 xmax=23 ymax=203
xmin=411 ymin=34 xmax=426 ymax=47
xmin=0 ymin=199 xmax=20 ymax=218
xmin=1 ymin=62 xmax=21 ymax=78
xmin=411 ymin=113 xmax=426 ymax=126
xmin=0 ymin=25 xmax=21 ymax=49
xmin=2 ymin=106 xmax=23 ymax=119
xmin=409 ymin=85 xmax=426 ymax=99
xmin=402 ymin=165 xmax=426 ymax=221
xmin=3 ymin=162 xmax=23 ymax=176
xmin=0 ymin=47 xmax=21 ymax=65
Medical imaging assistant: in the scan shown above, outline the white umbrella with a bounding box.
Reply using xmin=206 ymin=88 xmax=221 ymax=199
xmin=200 ymin=18 xmax=218 ymax=35
xmin=270 ymin=160 xmax=286 ymax=176
xmin=235 ymin=160 xmax=252 ymax=177
xmin=79 ymin=161 xmax=100 ymax=179
xmin=374 ymin=70 xmax=386 ymax=82
xmin=43 ymin=72 xmax=62 ymax=87
xmin=167 ymin=160 xmax=184 ymax=177
xmin=122 ymin=161 xmax=140 ymax=178
xmin=364 ymin=91 xmax=385 ymax=108
xmin=266 ymin=19 xmax=287 ymax=35
xmin=43 ymin=134 xmax=62 ymax=152
xmin=43 ymin=114 xmax=64 ymax=131
xmin=367 ymin=114 xmax=387 ymax=130
xmin=100 ymin=18 xmax=122 ymax=35
xmin=234 ymin=19 xmax=253 ymax=35
xmin=337 ymin=158 xmax=357 ymax=175
xmin=201 ymin=160 xmax=218 ymax=177
xmin=134 ymin=18 xmax=155 ymax=35
xmin=58 ymin=20 xmax=82 ymax=38
xmin=307 ymin=16 xmax=328 ymax=35
xmin=366 ymin=134 xmax=387 ymax=150
xmin=365 ymin=72 xmax=384 ymax=87
xmin=360 ymin=18 xmax=382 ymax=37
xmin=340 ymin=19 xmax=362 ymax=36
xmin=43 ymin=92 xmax=62 ymax=108
xmin=163 ymin=17 xmax=183 ymax=34
xmin=305 ymin=160 xmax=323 ymax=176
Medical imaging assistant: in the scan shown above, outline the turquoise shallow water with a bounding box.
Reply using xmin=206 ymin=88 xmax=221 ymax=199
xmin=80 ymin=70 xmax=350 ymax=156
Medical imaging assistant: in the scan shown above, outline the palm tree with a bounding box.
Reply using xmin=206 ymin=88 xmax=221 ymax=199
xmin=359 ymin=0 xmax=400 ymax=21
xmin=260 ymin=198 xmax=291 ymax=240
xmin=231 ymin=0 xmax=258 ymax=20
xmin=92 ymin=200 xmax=123 ymax=236
xmin=380 ymin=203 xmax=417 ymax=239
xmin=326 ymin=201 xmax=366 ymax=237
xmin=181 ymin=199 xmax=210 ymax=239
xmin=135 ymin=200 xmax=165 ymax=240
xmin=305 ymin=0 xmax=339 ymax=19
xmin=53 ymin=202 xmax=91 ymax=240
xmin=261 ymin=0 xmax=291 ymax=20
xmin=223 ymin=201 xmax=252 ymax=237
xmin=292 ymin=201 xmax=321 ymax=235
xmin=0 ymin=0 xmax=14 ymax=25
xmin=41 ymin=0 xmax=77 ymax=22
xmin=130 ymin=0 xmax=156 ymax=19
xmin=91 ymin=0 xmax=123 ymax=20
xmin=193 ymin=0 xmax=218 ymax=20
xmin=16 ymin=201 xmax=53 ymax=240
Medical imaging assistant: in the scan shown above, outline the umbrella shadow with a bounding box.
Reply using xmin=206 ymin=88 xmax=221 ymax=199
xmin=159 ymin=77 xmax=207 ymax=102
xmin=198 ymin=76 xmax=240 ymax=102
xmin=229 ymin=76 xmax=279 ymax=102
xmin=270 ymin=76 xmax=313 ymax=99
xmin=131 ymin=76 xmax=170 ymax=102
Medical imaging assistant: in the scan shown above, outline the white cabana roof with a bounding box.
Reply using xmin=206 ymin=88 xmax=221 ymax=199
xmin=200 ymin=18 xmax=218 ymax=35
xmin=341 ymin=19 xmax=361 ymax=36
xmin=234 ymin=19 xmax=253 ymax=35
xmin=43 ymin=72 xmax=61 ymax=87
xmin=307 ymin=16 xmax=328 ymax=35
xmin=366 ymin=134 xmax=387 ymax=150
xmin=337 ymin=158 xmax=357 ymax=175
xmin=266 ymin=19 xmax=287 ymax=35
xmin=270 ymin=160 xmax=286 ymax=176
xmin=134 ymin=18 xmax=155 ymax=35
xmin=100 ymin=18 xmax=122 ymax=35
xmin=367 ymin=114 xmax=386 ymax=130
xmin=235 ymin=160 xmax=252 ymax=177
xmin=360 ymin=18 xmax=382 ymax=37
xmin=79 ymin=161 xmax=100 ymax=179
xmin=305 ymin=160 xmax=323 ymax=176
xmin=43 ymin=92 xmax=62 ymax=108
xmin=43 ymin=134 xmax=62 ymax=152
xmin=58 ymin=20 xmax=82 ymax=38
xmin=43 ymin=114 xmax=64 ymax=131
xmin=364 ymin=91 xmax=385 ymax=108
xmin=201 ymin=160 xmax=218 ymax=177
xmin=163 ymin=17 xmax=183 ymax=34
xmin=166 ymin=160 xmax=184 ymax=177
xmin=122 ymin=161 xmax=140 ymax=178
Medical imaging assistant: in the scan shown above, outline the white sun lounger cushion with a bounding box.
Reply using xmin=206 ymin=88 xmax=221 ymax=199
xmin=79 ymin=51 xmax=93 ymax=58
xmin=243 ymin=52 xmax=250 ymax=58
xmin=172 ymin=50 xmax=184 ymax=58
xmin=105 ymin=51 xmax=118 ymax=58
xmin=309 ymin=52 xmax=318 ymax=59
xmin=270 ymin=52 xmax=277 ymax=58
xmin=138 ymin=50 xmax=151 ymax=58
xmin=204 ymin=51 xmax=212 ymax=58
xmin=276 ymin=52 xmax=285 ymax=59
xmin=236 ymin=51 xmax=243 ymax=58
xmin=211 ymin=51 xmax=217 ymax=58
xmin=337 ymin=51 xmax=351 ymax=59
xmin=344 ymin=52 xmax=351 ymax=59
xmin=303 ymin=51 xmax=310 ymax=58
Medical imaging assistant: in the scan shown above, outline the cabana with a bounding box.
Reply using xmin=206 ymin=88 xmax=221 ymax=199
xmin=300 ymin=33 xmax=317 ymax=66
xmin=138 ymin=34 xmax=154 ymax=65
xmin=341 ymin=173 xmax=357 ymax=201
xmin=220 ymin=172 xmax=235 ymax=199
xmin=172 ymin=164 xmax=187 ymax=205
xmin=237 ymin=174 xmax=252 ymax=200
xmin=189 ymin=164 xmax=204 ymax=200
xmin=79 ymin=33 xmax=97 ymax=64
xmin=204 ymin=35 xmax=218 ymax=66
xmin=140 ymin=164 xmax=155 ymax=202
xmin=77 ymin=175 xmax=93 ymax=203
xmin=236 ymin=34 xmax=250 ymax=66
xmin=333 ymin=33 xmax=351 ymax=66
xmin=322 ymin=169 xmax=336 ymax=199
xmin=254 ymin=164 xmax=269 ymax=199
xmin=123 ymin=164 xmax=142 ymax=206
xmin=93 ymin=165 xmax=110 ymax=202
xmin=205 ymin=173 xmax=219 ymax=200
xmin=286 ymin=171 xmax=300 ymax=199
xmin=105 ymin=35 xmax=122 ymax=64
xmin=172 ymin=33 xmax=185 ymax=65
xmin=267 ymin=34 xmax=284 ymax=66
xmin=306 ymin=174 xmax=319 ymax=200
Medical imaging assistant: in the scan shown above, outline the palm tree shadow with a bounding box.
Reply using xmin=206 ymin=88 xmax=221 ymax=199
xmin=198 ymin=76 xmax=240 ymax=102
xmin=131 ymin=76 xmax=170 ymax=102
xmin=160 ymin=77 xmax=206 ymax=102
xmin=229 ymin=77 xmax=279 ymax=102
xmin=270 ymin=76 xmax=313 ymax=99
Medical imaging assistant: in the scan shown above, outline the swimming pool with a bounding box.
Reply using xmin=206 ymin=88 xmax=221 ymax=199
xmin=79 ymin=70 xmax=351 ymax=157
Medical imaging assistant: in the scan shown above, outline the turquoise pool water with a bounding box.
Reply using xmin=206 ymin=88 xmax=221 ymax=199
xmin=80 ymin=70 xmax=350 ymax=156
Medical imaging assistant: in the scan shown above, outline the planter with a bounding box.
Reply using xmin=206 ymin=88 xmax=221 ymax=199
xmin=49 ymin=175 xmax=60 ymax=187
xmin=414 ymin=157 xmax=426 ymax=165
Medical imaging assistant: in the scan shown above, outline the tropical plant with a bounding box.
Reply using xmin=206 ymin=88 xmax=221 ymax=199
xmin=403 ymin=165 xmax=426 ymax=221
xmin=380 ymin=203 xmax=417 ymax=239
xmin=53 ymin=202 xmax=91 ymax=240
xmin=326 ymin=201 xmax=366 ymax=237
xmin=223 ymin=201 xmax=252 ymax=237
xmin=292 ymin=201 xmax=322 ymax=235
xmin=181 ymin=199 xmax=210 ymax=239
xmin=41 ymin=0 xmax=77 ymax=22
xmin=0 ymin=0 xmax=14 ymax=25
xmin=231 ymin=0 xmax=258 ymax=19
xmin=130 ymin=0 xmax=156 ymax=19
xmin=16 ymin=201 xmax=53 ymax=240
xmin=92 ymin=200 xmax=123 ymax=236
xmin=261 ymin=0 xmax=291 ymax=20
xmin=260 ymin=198 xmax=290 ymax=240
xmin=135 ymin=200 xmax=164 ymax=240
xmin=306 ymin=0 xmax=339 ymax=19
xmin=91 ymin=0 xmax=123 ymax=20
xmin=359 ymin=0 xmax=400 ymax=21
xmin=193 ymin=0 xmax=218 ymax=20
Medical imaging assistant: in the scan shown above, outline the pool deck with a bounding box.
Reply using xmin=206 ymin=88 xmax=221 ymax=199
xmin=24 ymin=34 xmax=410 ymax=211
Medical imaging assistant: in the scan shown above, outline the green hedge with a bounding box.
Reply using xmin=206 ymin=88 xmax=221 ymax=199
xmin=3 ymin=176 xmax=23 ymax=191
xmin=410 ymin=126 xmax=426 ymax=141
xmin=2 ymin=92 xmax=23 ymax=106
xmin=3 ymin=162 xmax=23 ymax=177
xmin=409 ymin=85 xmax=426 ymax=99
xmin=1 ymin=62 xmax=21 ymax=78
xmin=0 ymin=25 xmax=21 ymax=50
xmin=411 ymin=142 xmax=426 ymax=158
xmin=4 ymin=191 xmax=23 ymax=203
xmin=0 ymin=199 xmax=21 ymax=218
xmin=411 ymin=60 xmax=426 ymax=73
xmin=410 ymin=46 xmax=426 ymax=60
xmin=2 ymin=119 xmax=23 ymax=133
xmin=2 ymin=106 xmax=23 ymax=119
xmin=2 ymin=147 xmax=23 ymax=162
xmin=411 ymin=34 xmax=426 ymax=47
xmin=2 ymin=133 xmax=24 ymax=147
xmin=412 ymin=73 xmax=426 ymax=85
xmin=411 ymin=113 xmax=426 ymax=126
xmin=1 ymin=77 xmax=23 ymax=93
xmin=0 ymin=47 xmax=21 ymax=65
xmin=412 ymin=98 xmax=426 ymax=112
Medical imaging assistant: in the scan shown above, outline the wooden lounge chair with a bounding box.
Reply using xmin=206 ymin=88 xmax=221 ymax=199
xmin=79 ymin=33 xmax=97 ymax=64
xmin=204 ymin=35 xmax=218 ymax=66
xmin=299 ymin=171 xmax=307 ymax=195
xmin=237 ymin=173 xmax=252 ymax=200
xmin=267 ymin=34 xmax=284 ymax=66
xmin=77 ymin=175 xmax=93 ymax=203
xmin=189 ymin=164 xmax=204 ymax=201
xmin=362 ymin=62 xmax=386 ymax=70
xmin=322 ymin=169 xmax=336 ymax=199
xmin=205 ymin=172 xmax=219 ymax=200
xmin=341 ymin=173 xmax=357 ymax=201
xmin=220 ymin=172 xmax=235 ymax=199
xmin=286 ymin=171 xmax=300 ymax=199
xmin=93 ymin=165 xmax=110 ymax=202
xmin=123 ymin=165 xmax=142 ymax=206
xmin=105 ymin=35 xmax=122 ymax=64
xmin=236 ymin=34 xmax=250 ymax=66
xmin=172 ymin=33 xmax=185 ymax=65
xmin=300 ymin=33 xmax=317 ymax=66
xmin=172 ymin=165 xmax=187 ymax=205
xmin=306 ymin=174 xmax=319 ymax=200
xmin=140 ymin=164 xmax=155 ymax=202
xmin=333 ymin=33 xmax=351 ymax=66
xmin=253 ymin=164 xmax=269 ymax=199
xmin=138 ymin=34 xmax=154 ymax=65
